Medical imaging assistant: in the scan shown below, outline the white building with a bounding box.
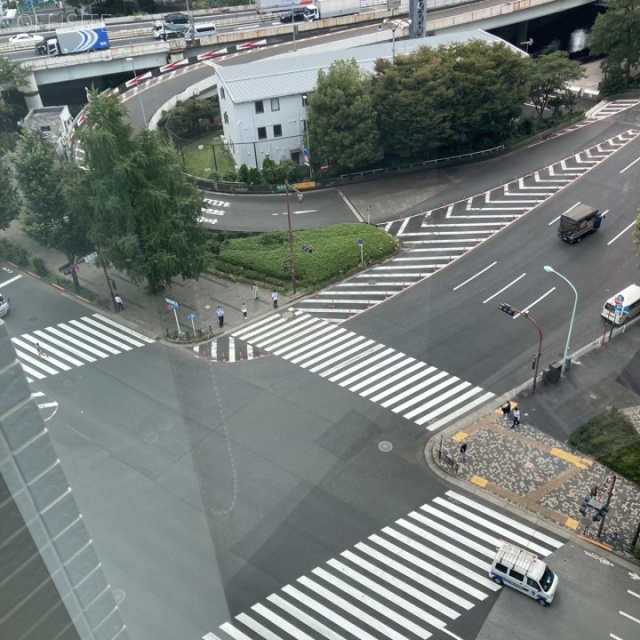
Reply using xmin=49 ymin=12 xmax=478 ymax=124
xmin=22 ymin=105 xmax=74 ymax=156
xmin=214 ymin=30 xmax=522 ymax=170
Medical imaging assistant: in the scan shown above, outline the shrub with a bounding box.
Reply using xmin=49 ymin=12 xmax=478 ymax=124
xmin=30 ymin=256 xmax=49 ymax=277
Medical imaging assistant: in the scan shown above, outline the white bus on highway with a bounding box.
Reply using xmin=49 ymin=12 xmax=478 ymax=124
xmin=601 ymin=284 xmax=640 ymax=324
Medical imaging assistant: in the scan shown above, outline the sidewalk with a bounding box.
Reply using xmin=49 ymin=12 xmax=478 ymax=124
xmin=2 ymin=219 xmax=290 ymax=341
xmin=427 ymin=327 xmax=640 ymax=561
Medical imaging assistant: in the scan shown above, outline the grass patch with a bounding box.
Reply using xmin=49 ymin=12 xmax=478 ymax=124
xmin=182 ymin=130 xmax=234 ymax=178
xmin=568 ymin=408 xmax=640 ymax=483
xmin=212 ymin=223 xmax=398 ymax=292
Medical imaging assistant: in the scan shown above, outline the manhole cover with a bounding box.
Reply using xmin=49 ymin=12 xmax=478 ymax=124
xmin=282 ymin=311 xmax=294 ymax=319
xmin=144 ymin=432 xmax=159 ymax=444
xmin=112 ymin=589 xmax=126 ymax=604
xmin=379 ymin=441 xmax=393 ymax=452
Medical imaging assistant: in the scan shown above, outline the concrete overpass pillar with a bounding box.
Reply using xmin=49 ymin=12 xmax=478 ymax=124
xmin=18 ymin=71 xmax=43 ymax=110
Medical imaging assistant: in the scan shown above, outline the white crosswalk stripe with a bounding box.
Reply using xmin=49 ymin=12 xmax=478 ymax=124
xmin=284 ymin=128 xmax=639 ymax=323
xmin=12 ymin=314 xmax=154 ymax=382
xmin=205 ymin=490 xmax=565 ymax=640
xmin=233 ymin=310 xmax=494 ymax=432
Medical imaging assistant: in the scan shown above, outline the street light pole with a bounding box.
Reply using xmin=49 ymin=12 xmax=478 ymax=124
xmin=284 ymin=180 xmax=304 ymax=294
xmin=285 ymin=179 xmax=296 ymax=294
xmin=498 ymin=303 xmax=544 ymax=394
xmin=544 ymin=265 xmax=578 ymax=377
xmin=125 ymin=57 xmax=147 ymax=129
xmin=382 ymin=18 xmax=399 ymax=64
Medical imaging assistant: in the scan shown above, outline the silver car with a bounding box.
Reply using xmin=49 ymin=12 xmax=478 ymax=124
xmin=0 ymin=293 xmax=9 ymax=317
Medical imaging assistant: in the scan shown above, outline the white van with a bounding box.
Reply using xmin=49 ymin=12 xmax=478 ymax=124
xmin=489 ymin=543 xmax=558 ymax=606
xmin=0 ymin=293 xmax=9 ymax=317
xmin=601 ymin=284 xmax=640 ymax=325
xmin=187 ymin=23 xmax=217 ymax=39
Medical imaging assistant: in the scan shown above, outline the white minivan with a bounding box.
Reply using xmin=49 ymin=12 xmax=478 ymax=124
xmin=489 ymin=543 xmax=558 ymax=606
xmin=187 ymin=23 xmax=217 ymax=39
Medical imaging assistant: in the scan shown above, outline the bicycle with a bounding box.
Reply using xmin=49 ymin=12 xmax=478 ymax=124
xmin=607 ymin=530 xmax=633 ymax=557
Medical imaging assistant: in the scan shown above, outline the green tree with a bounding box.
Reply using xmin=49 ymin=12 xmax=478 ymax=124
xmin=0 ymin=155 xmax=20 ymax=230
xmin=371 ymin=47 xmax=456 ymax=157
xmin=447 ymin=41 xmax=530 ymax=146
xmin=77 ymin=91 xmax=210 ymax=293
xmin=590 ymin=0 xmax=640 ymax=91
xmin=528 ymin=51 xmax=585 ymax=118
xmin=0 ymin=56 xmax=27 ymax=131
xmin=308 ymin=59 xmax=383 ymax=170
xmin=12 ymin=133 xmax=92 ymax=266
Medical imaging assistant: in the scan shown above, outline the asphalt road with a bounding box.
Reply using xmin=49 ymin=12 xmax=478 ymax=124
xmin=1 ymin=269 xmax=565 ymax=640
xmin=347 ymin=115 xmax=640 ymax=396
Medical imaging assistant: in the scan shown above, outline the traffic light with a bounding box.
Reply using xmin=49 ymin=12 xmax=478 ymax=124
xmin=301 ymin=244 xmax=313 ymax=253
xmin=592 ymin=503 xmax=609 ymax=522
xmin=499 ymin=303 xmax=515 ymax=316
xmin=579 ymin=495 xmax=591 ymax=517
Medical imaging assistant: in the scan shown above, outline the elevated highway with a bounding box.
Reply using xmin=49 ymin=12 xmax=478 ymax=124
xmin=5 ymin=0 xmax=598 ymax=108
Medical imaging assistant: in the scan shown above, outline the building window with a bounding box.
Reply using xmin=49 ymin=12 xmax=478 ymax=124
xmin=223 ymin=111 xmax=228 ymax=124
xmin=273 ymin=124 xmax=282 ymax=137
xmin=255 ymin=100 xmax=264 ymax=114
xmin=220 ymin=87 xmax=225 ymax=100
xmin=257 ymin=126 xmax=267 ymax=140
xmin=271 ymin=97 xmax=280 ymax=112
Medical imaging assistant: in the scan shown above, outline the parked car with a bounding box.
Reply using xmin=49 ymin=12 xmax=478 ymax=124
xmin=164 ymin=12 xmax=190 ymax=24
xmin=0 ymin=293 xmax=10 ymax=317
xmin=9 ymin=32 xmax=44 ymax=44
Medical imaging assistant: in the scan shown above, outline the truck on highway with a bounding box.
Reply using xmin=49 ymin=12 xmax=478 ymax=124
xmin=36 ymin=24 xmax=110 ymax=56
xmin=304 ymin=0 xmax=362 ymax=20
xmin=255 ymin=0 xmax=313 ymax=13
xmin=153 ymin=22 xmax=189 ymax=40
xmin=557 ymin=203 xmax=602 ymax=244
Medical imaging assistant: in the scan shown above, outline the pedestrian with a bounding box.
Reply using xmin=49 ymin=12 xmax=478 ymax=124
xmin=36 ymin=343 xmax=47 ymax=358
xmin=252 ymin=282 xmax=259 ymax=300
xmin=460 ymin=441 xmax=468 ymax=463
xmin=271 ymin=290 xmax=279 ymax=309
xmin=216 ymin=305 xmax=225 ymax=328
xmin=511 ymin=407 xmax=521 ymax=429
xmin=114 ymin=294 xmax=124 ymax=312
xmin=500 ymin=401 xmax=511 ymax=421
xmin=242 ymin=303 xmax=248 ymax=321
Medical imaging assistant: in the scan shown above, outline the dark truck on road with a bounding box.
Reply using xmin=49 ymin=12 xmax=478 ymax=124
xmin=557 ymin=204 xmax=603 ymax=243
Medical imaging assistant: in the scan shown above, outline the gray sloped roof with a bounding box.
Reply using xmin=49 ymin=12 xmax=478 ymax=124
xmin=214 ymin=29 xmax=516 ymax=104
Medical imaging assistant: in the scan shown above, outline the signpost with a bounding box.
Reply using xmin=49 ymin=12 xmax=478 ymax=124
xmin=358 ymin=238 xmax=364 ymax=266
xmin=165 ymin=297 xmax=181 ymax=334
xmin=187 ymin=313 xmax=197 ymax=334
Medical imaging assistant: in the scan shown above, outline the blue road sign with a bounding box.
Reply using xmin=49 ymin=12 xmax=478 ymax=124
xmin=187 ymin=313 xmax=196 ymax=320
xmin=164 ymin=297 xmax=180 ymax=309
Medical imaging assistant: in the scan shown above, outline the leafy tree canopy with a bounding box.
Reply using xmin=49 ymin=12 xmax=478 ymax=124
xmin=76 ymin=90 xmax=210 ymax=293
xmin=12 ymin=133 xmax=93 ymax=263
xmin=308 ymin=59 xmax=383 ymax=171
xmin=590 ymin=0 xmax=640 ymax=91
xmin=0 ymin=155 xmax=20 ymax=231
xmin=528 ymin=51 xmax=585 ymax=117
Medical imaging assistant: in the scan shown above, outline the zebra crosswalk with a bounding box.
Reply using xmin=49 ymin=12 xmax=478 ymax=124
xmin=289 ymin=128 xmax=639 ymax=323
xmin=203 ymin=489 xmax=565 ymax=640
xmin=11 ymin=314 xmax=155 ymax=382
xmin=232 ymin=311 xmax=494 ymax=432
